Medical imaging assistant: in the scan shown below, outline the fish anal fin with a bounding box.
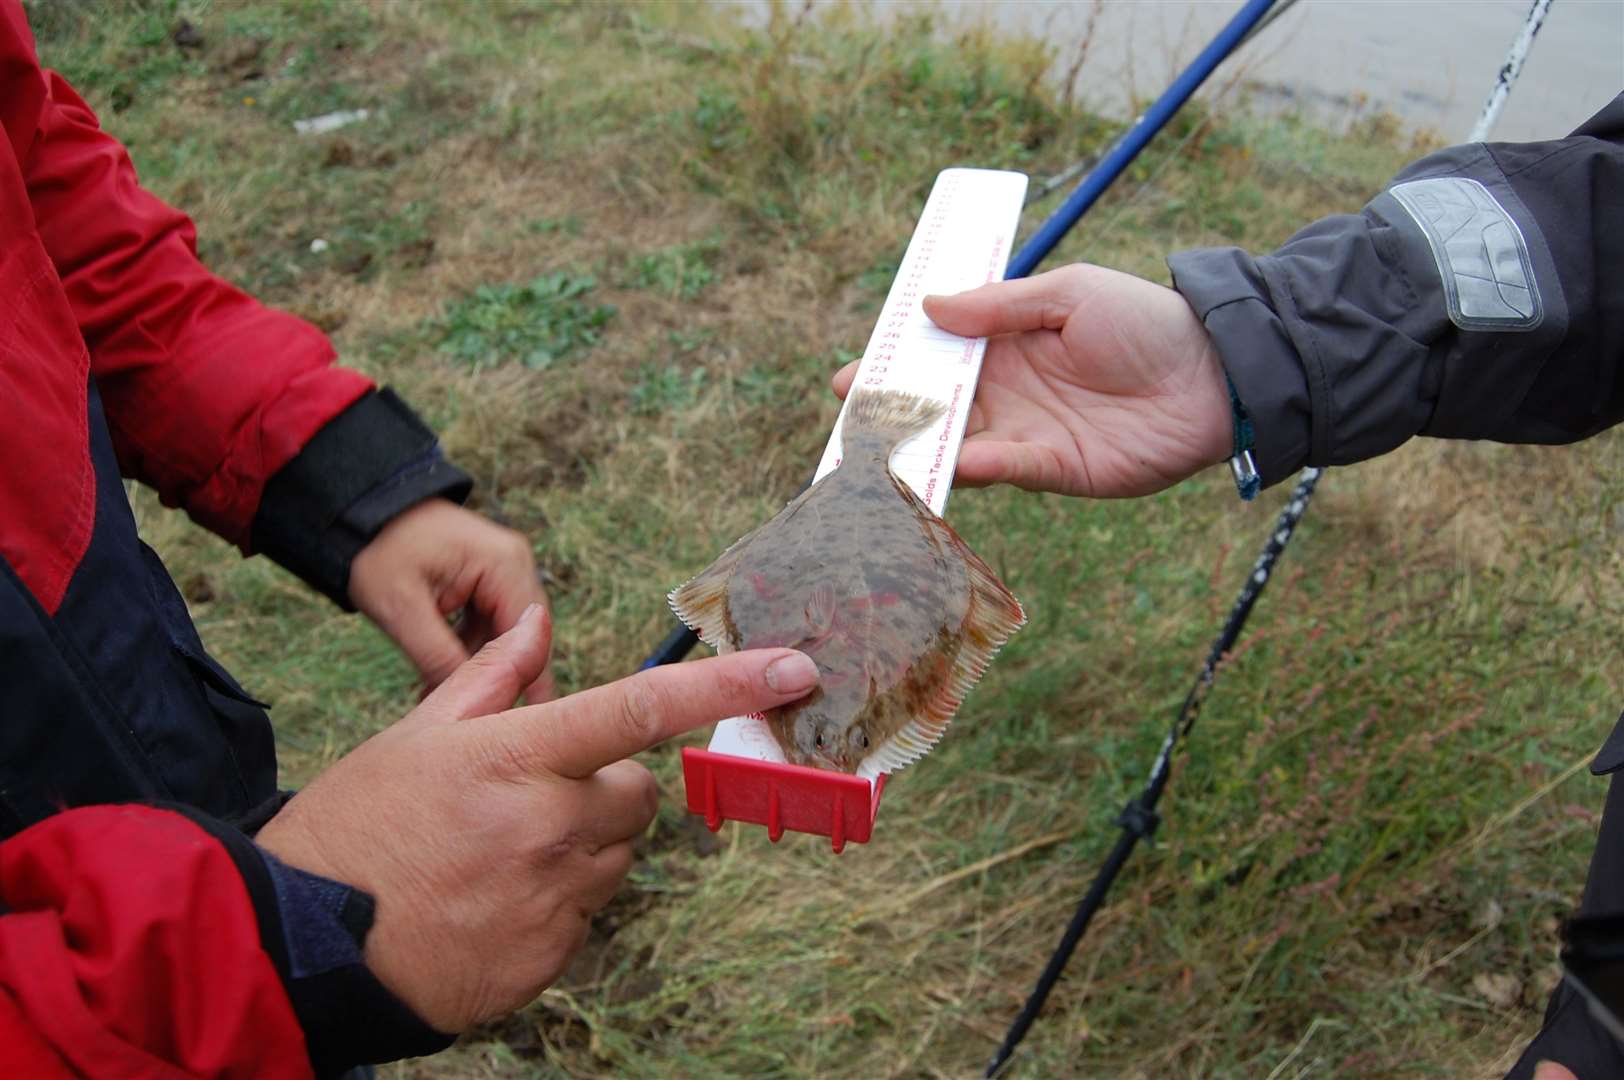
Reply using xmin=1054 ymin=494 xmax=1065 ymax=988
xmin=670 ymin=485 xmax=830 ymax=654
xmin=855 ymin=523 xmax=1025 ymax=780
xmin=669 ymin=568 xmax=737 ymax=653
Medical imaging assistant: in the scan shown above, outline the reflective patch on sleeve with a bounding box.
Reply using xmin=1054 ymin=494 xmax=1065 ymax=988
xmin=1388 ymin=176 xmax=1544 ymax=332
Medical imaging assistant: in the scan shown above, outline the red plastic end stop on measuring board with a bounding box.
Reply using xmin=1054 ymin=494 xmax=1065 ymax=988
xmin=681 ymin=747 xmax=886 ymax=854
xmin=674 ymin=168 xmax=1023 ymax=855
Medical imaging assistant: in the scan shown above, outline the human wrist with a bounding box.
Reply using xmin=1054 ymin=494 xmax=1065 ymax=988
xmin=180 ymin=806 xmax=455 ymax=1072
xmin=251 ymin=387 xmax=473 ymax=611
xmin=1168 ymin=247 xmax=1312 ymax=488
xmin=1185 ymin=330 xmax=1240 ymax=474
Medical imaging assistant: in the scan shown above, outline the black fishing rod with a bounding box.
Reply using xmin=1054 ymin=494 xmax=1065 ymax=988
xmin=984 ymin=0 xmax=1555 ymax=1070
xmin=634 ymin=0 xmax=1307 ymax=1071
xmin=983 ymin=468 xmax=1321 ymax=1077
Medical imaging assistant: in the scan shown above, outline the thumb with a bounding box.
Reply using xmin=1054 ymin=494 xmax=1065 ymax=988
xmin=370 ymin=585 xmax=473 ymax=692
xmin=831 ymin=359 xmax=859 ymax=401
xmin=1534 ymin=1062 xmax=1580 ymax=1080
xmin=412 ymin=602 xmax=552 ymax=724
xmin=922 ymin=264 xmax=1098 ymax=338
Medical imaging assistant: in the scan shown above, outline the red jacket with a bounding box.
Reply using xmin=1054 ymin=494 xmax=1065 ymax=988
xmin=0 ymin=808 xmax=311 ymax=1079
xmin=0 ymin=18 xmax=371 ymax=617
xmin=1 ymin=2 xmax=461 ymax=1074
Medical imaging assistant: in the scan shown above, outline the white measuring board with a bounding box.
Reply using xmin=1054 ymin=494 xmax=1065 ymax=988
xmin=705 ymin=167 xmax=1029 ymax=783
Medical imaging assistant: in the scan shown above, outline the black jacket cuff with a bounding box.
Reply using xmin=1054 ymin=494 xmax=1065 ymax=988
xmin=251 ymin=388 xmax=473 ymax=610
xmin=1168 ymin=246 xmax=1313 ymax=488
xmin=1169 ymin=203 xmax=1443 ymax=490
xmin=167 ymin=805 xmax=455 ymax=1077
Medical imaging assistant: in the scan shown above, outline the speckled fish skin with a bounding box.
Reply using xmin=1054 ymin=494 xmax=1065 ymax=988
xmin=669 ymin=389 xmax=1025 ymax=776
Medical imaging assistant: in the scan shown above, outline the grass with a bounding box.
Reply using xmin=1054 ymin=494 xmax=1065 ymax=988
xmin=30 ymin=0 xmax=1624 ymax=1076
xmin=437 ymin=272 xmax=616 ymax=371
xmin=622 ymin=239 xmax=721 ymax=300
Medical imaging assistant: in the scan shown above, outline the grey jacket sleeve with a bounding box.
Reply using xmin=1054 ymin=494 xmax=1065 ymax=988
xmin=1167 ymin=92 xmax=1623 ymax=488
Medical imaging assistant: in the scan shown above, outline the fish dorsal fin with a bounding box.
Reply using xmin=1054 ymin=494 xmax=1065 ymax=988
xmin=856 ymin=712 xmax=949 ymax=780
xmin=891 ymin=473 xmax=1028 ymax=645
xmin=952 ymin=530 xmax=1027 ymax=656
xmin=856 ymin=512 xmax=1025 ymax=781
xmin=669 ymin=484 xmax=825 ymax=652
xmin=668 ymin=519 xmax=772 ymax=653
xmin=668 ymin=572 xmax=735 ymax=653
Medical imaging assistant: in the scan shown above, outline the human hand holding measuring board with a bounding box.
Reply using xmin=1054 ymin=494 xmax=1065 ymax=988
xmin=833 ymin=263 xmax=1234 ymax=500
xmin=670 ymin=169 xmax=1029 ymax=822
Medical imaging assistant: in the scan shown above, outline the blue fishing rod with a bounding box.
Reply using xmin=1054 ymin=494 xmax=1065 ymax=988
xmin=638 ymin=0 xmax=1297 ymax=1070
xmin=639 ymin=0 xmax=1292 ymax=1071
xmin=642 ymin=0 xmax=1280 ymax=672
xmin=641 ymin=0 xmax=1557 ymax=1068
xmin=1005 ymin=0 xmax=1278 ymax=278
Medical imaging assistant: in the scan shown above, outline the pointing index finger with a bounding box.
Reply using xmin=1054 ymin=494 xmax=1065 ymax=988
xmin=490 ymin=649 xmax=820 ymax=779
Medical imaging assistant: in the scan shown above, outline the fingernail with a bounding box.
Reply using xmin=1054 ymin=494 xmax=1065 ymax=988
xmin=764 ymin=651 xmax=818 ymax=694
xmin=517 ymin=602 xmax=541 ymax=628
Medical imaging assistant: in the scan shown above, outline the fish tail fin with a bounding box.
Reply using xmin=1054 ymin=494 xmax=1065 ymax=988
xmin=841 ymin=389 xmax=947 ymax=453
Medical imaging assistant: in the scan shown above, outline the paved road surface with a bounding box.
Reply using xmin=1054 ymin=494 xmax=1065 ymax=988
xmin=738 ymin=1 xmax=1623 ymax=142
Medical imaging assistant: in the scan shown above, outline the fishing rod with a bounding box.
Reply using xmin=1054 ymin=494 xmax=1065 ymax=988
xmin=644 ymin=0 xmax=1555 ymax=1064
xmin=985 ymin=1 xmax=1556 ymax=1073
xmin=983 ymin=468 xmax=1321 ymax=1077
xmin=1005 ymin=0 xmax=1278 ymax=279
xmin=638 ymin=0 xmax=1303 ymax=1067
xmin=640 ymin=0 xmax=1281 ymax=672
xmin=1471 ymin=0 xmax=1553 ymax=144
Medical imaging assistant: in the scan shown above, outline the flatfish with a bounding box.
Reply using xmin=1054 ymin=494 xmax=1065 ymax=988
xmin=669 ymin=388 xmax=1025 ymax=776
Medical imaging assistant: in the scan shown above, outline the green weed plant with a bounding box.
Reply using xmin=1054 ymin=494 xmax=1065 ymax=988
xmin=438 ymin=274 xmax=615 ymax=372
